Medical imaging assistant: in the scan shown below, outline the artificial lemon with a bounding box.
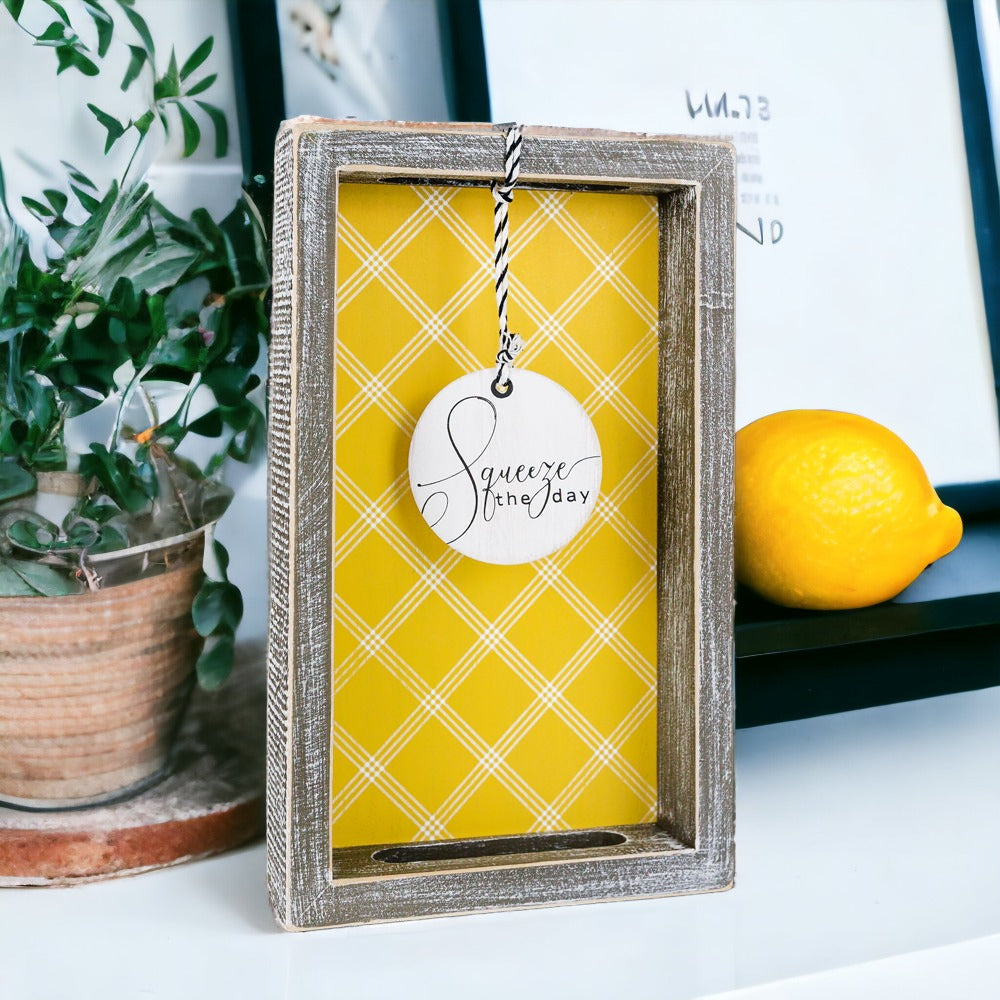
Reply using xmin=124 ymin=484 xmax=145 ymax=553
xmin=735 ymin=410 xmax=962 ymax=610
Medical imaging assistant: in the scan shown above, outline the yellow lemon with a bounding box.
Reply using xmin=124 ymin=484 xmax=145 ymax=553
xmin=735 ymin=410 xmax=962 ymax=610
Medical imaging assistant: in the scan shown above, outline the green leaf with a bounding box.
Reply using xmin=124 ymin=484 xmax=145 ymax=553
xmin=179 ymin=36 xmax=213 ymax=80
xmin=36 ymin=21 xmax=64 ymax=42
xmin=227 ymin=411 xmax=264 ymax=463
xmin=70 ymin=493 xmax=121 ymax=525
xmin=0 ymin=461 xmax=35 ymax=502
xmin=121 ymin=43 xmax=146 ymax=91
xmin=108 ymin=316 xmax=127 ymax=344
xmin=194 ymin=100 xmax=228 ymax=158
xmin=64 ymin=520 xmax=99 ymax=548
xmin=43 ymin=188 xmax=68 ymax=214
xmin=187 ymin=409 xmax=223 ymax=437
xmin=73 ymin=49 xmax=100 ymax=76
xmin=203 ymin=366 xmax=251 ymax=407
xmin=127 ymin=243 xmax=198 ymax=292
xmin=109 ymin=275 xmax=138 ymax=316
xmin=82 ymin=0 xmax=113 ymax=57
xmin=63 ymin=181 xmax=155 ymax=295
xmin=191 ymin=578 xmax=242 ymax=637
xmin=57 ymin=45 xmax=99 ymax=77
xmin=7 ymin=559 xmax=83 ymax=597
xmin=119 ymin=1 xmax=154 ymax=55
xmin=195 ymin=633 xmax=234 ymax=689
xmin=71 ymin=183 xmax=101 ymax=213
xmin=39 ymin=0 xmax=70 ymax=24
xmin=22 ymin=196 xmax=53 ymax=220
xmin=78 ymin=444 xmax=155 ymax=514
xmin=7 ymin=557 xmax=82 ymax=596
xmin=64 ymin=178 xmax=117 ymax=256
xmin=87 ymin=102 xmax=125 ymax=153
xmin=184 ymin=73 xmax=217 ymax=98
xmin=212 ymin=538 xmax=230 ymax=575
xmin=58 ymin=385 xmax=103 ymax=417
xmin=132 ymin=108 xmax=155 ymax=137
xmin=176 ymin=102 xmax=200 ymax=158
xmin=152 ymin=76 xmax=176 ymax=102
xmin=147 ymin=292 xmax=166 ymax=337
xmin=1 ymin=0 xmax=26 ymax=21
xmin=61 ymin=161 xmax=97 ymax=190
xmin=87 ymin=523 xmax=128 ymax=554
xmin=7 ymin=515 xmax=61 ymax=552
xmin=148 ymin=333 xmax=203 ymax=371
xmin=97 ymin=224 xmax=155 ymax=280
xmin=165 ymin=45 xmax=180 ymax=89
xmin=0 ymin=561 xmax=38 ymax=596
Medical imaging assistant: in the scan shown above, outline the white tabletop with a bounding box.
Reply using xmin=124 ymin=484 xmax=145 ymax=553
xmin=3 ymin=684 xmax=999 ymax=1000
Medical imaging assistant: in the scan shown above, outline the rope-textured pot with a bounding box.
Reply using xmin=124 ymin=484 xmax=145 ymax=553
xmin=0 ymin=535 xmax=204 ymax=809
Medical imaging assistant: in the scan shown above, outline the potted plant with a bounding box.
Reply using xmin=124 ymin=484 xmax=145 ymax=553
xmin=0 ymin=0 xmax=268 ymax=808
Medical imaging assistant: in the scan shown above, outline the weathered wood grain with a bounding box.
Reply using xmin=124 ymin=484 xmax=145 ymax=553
xmin=658 ymin=185 xmax=700 ymax=849
xmin=268 ymin=119 xmax=736 ymax=929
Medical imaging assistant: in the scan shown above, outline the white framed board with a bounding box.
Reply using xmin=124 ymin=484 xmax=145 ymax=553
xmin=481 ymin=0 xmax=1000 ymax=487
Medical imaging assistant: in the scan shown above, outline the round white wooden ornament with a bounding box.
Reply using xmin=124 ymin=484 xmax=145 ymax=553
xmin=409 ymin=369 xmax=602 ymax=565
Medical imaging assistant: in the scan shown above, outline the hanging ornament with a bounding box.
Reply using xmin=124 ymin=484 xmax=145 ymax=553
xmin=409 ymin=125 xmax=602 ymax=565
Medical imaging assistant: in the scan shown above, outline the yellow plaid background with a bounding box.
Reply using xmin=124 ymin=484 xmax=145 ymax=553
xmin=331 ymin=182 xmax=660 ymax=848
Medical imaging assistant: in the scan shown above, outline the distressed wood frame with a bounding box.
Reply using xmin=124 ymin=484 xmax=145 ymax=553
xmin=268 ymin=119 xmax=736 ymax=929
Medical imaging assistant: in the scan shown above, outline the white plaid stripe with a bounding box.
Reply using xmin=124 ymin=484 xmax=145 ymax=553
xmin=334 ymin=457 xmax=657 ymax=825
xmin=338 ymin=345 xmax=418 ymax=436
xmin=339 ymin=186 xmax=458 ymax=306
xmin=337 ymin=218 xmax=483 ymax=432
xmin=333 ymin=186 xmax=660 ymax=840
xmin=335 ymin=724 xmax=443 ymax=833
xmin=431 ymin=570 xmax=655 ymax=828
xmin=427 ymin=190 xmax=659 ymax=449
xmin=336 ymin=472 xmax=411 ymax=565
xmin=549 ymin=197 xmax=659 ymax=327
xmin=333 ymin=598 xmax=551 ymax=824
xmin=539 ymin=687 xmax=659 ymax=829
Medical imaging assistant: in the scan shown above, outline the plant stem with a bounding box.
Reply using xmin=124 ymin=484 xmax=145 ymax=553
xmin=164 ymin=371 xmax=202 ymax=444
xmin=138 ymin=384 xmax=158 ymax=428
xmin=121 ymin=131 xmax=144 ymax=186
xmin=5 ymin=332 xmax=21 ymax=410
xmin=107 ymin=360 xmax=152 ymax=450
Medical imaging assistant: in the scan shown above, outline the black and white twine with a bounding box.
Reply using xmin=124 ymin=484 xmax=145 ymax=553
xmin=490 ymin=123 xmax=523 ymax=399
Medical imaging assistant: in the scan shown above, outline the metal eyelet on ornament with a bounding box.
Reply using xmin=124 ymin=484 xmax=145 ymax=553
xmin=490 ymin=376 xmax=513 ymax=399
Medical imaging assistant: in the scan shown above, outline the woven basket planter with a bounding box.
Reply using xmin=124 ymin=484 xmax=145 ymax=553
xmin=0 ymin=520 xmax=205 ymax=810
